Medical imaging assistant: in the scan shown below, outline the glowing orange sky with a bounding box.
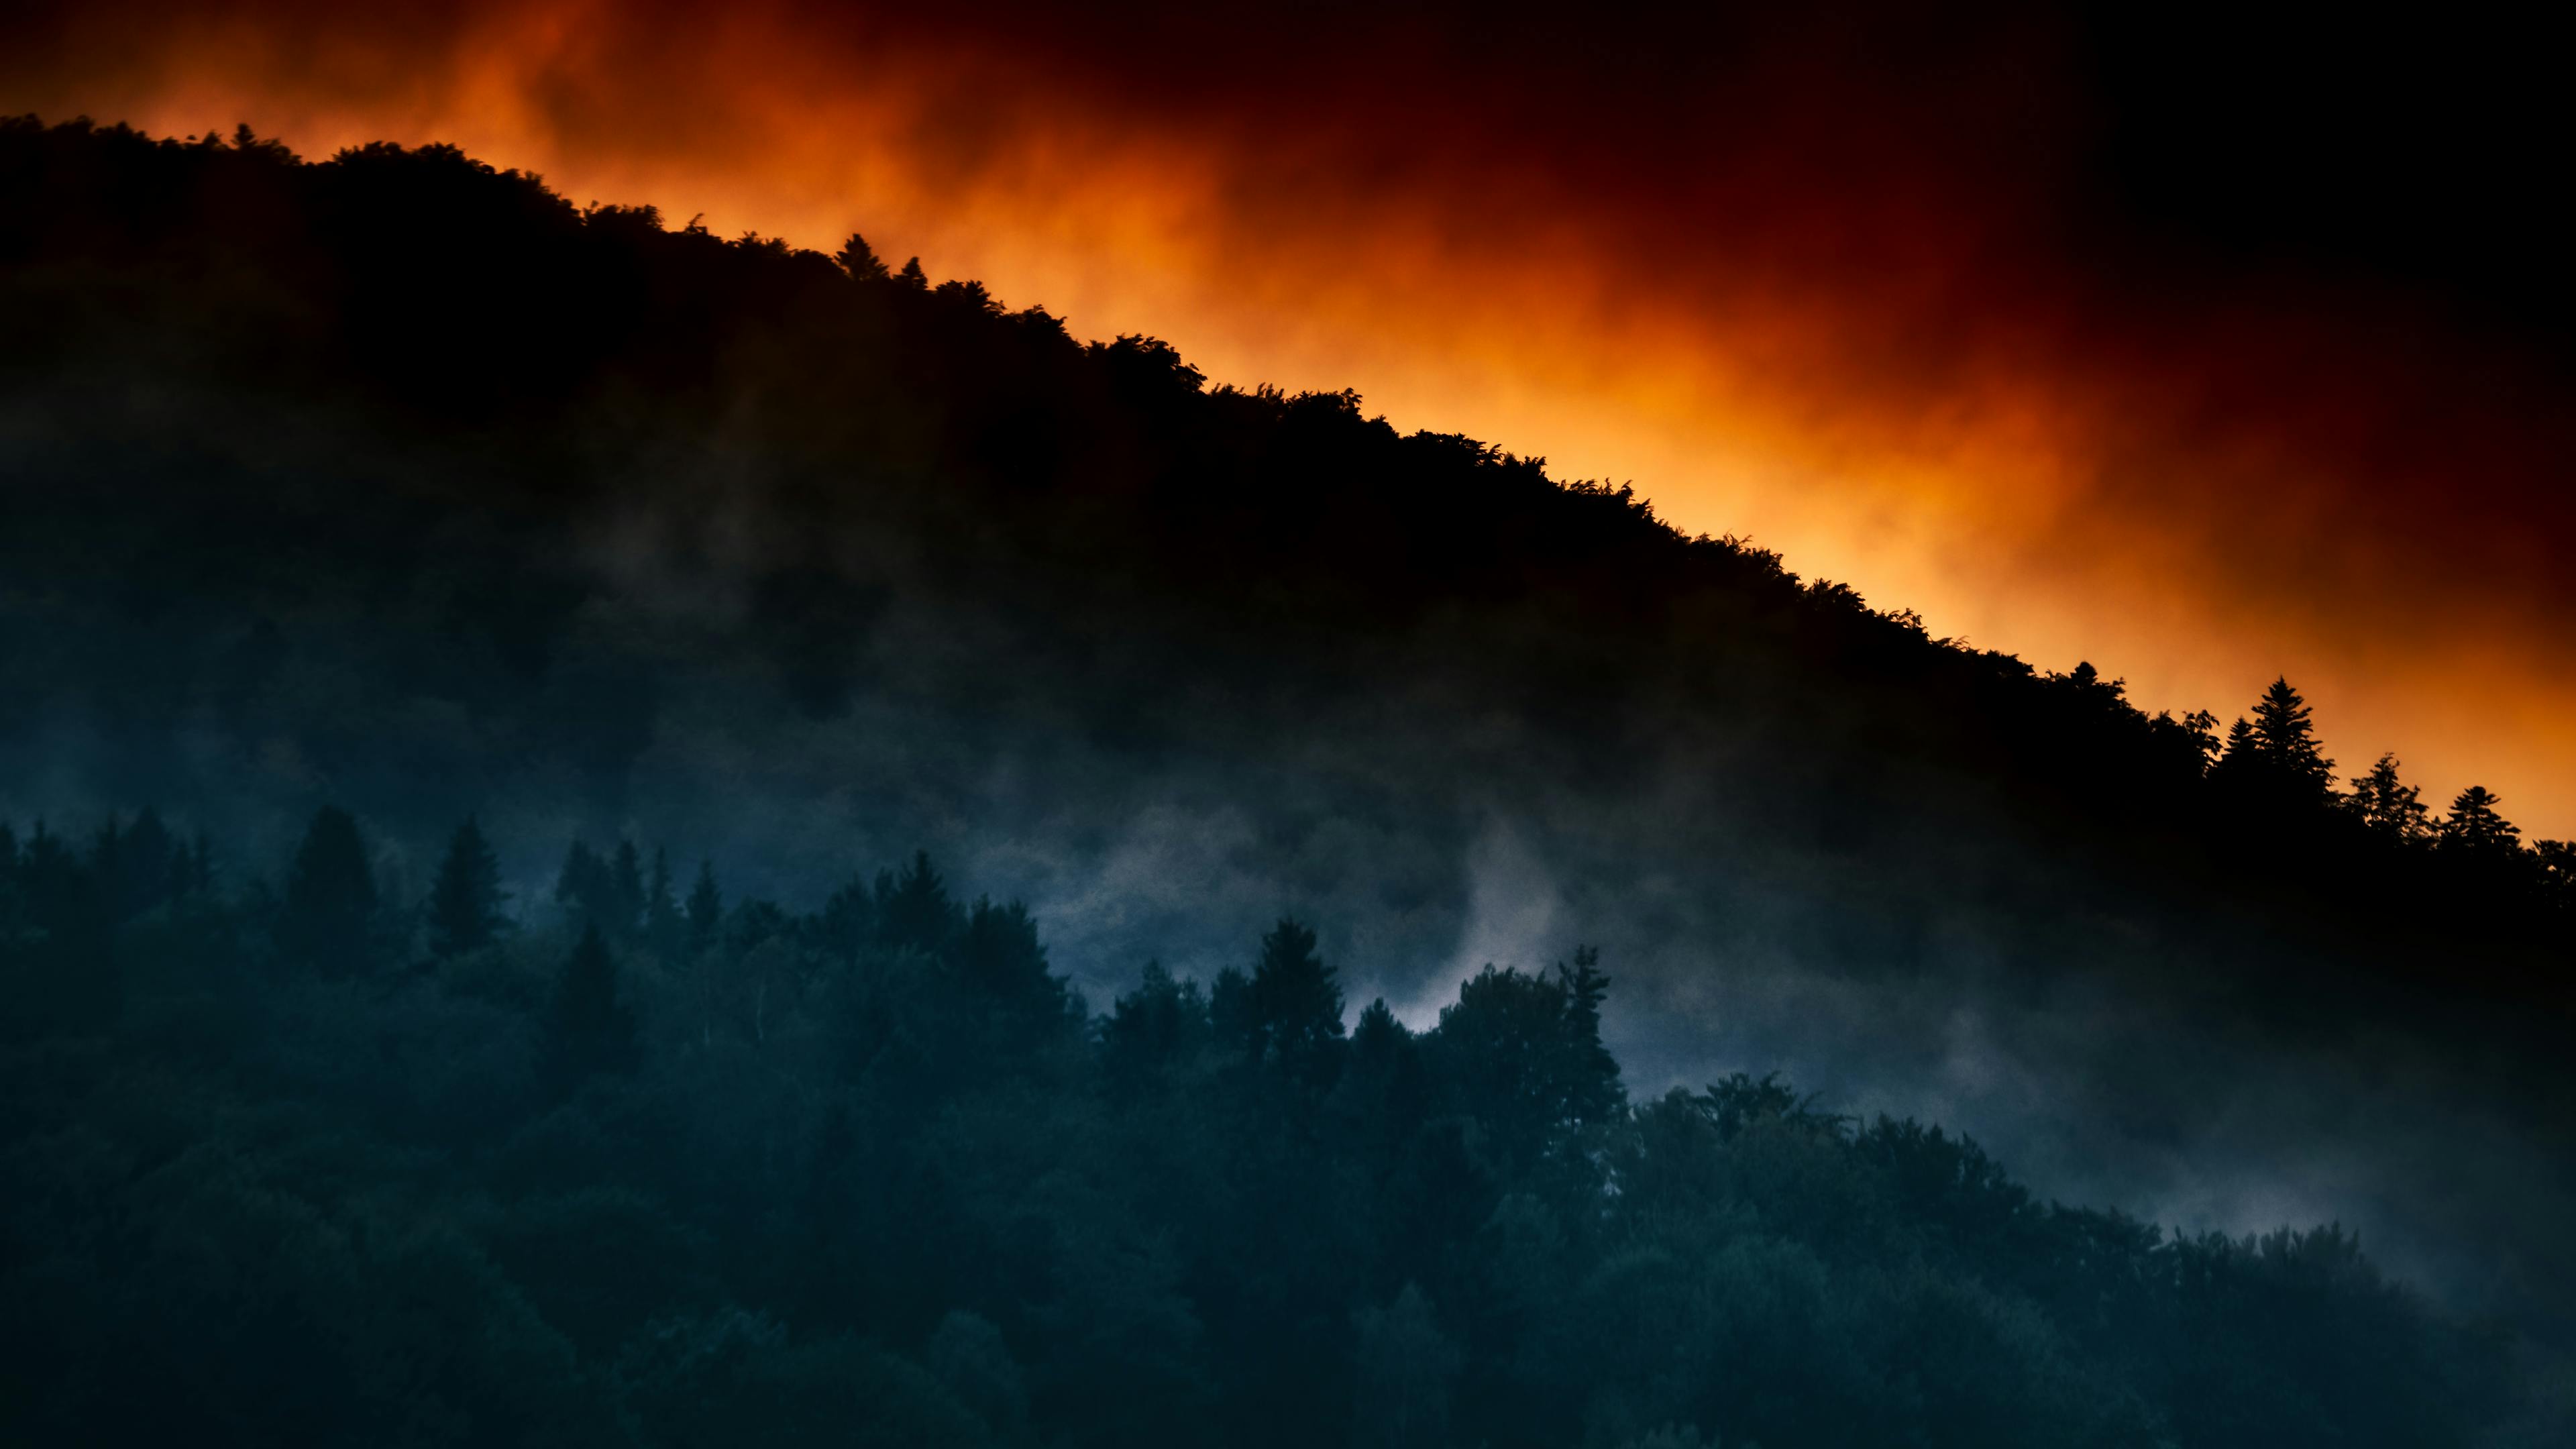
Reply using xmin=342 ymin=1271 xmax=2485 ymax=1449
xmin=7 ymin=1 xmax=2573 ymax=833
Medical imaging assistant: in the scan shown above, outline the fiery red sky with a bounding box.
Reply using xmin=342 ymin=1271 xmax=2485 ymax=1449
xmin=8 ymin=1 xmax=2573 ymax=831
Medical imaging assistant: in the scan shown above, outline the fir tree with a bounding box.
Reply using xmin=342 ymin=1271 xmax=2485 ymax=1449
xmin=610 ymin=840 xmax=647 ymax=939
xmin=686 ymin=861 xmax=723 ymax=955
xmin=543 ymin=921 xmax=637 ymax=1093
xmin=955 ymin=899 xmax=1049 ymax=996
xmin=646 ymin=846 xmax=681 ymax=954
xmin=554 ymin=840 xmax=606 ymax=924
xmin=2249 ymin=676 xmax=2335 ymax=798
xmin=1246 ymin=918 xmax=1346 ymax=1085
xmin=834 ymin=231 xmax=890 ymax=281
xmin=878 ymin=851 xmax=954 ymax=955
xmin=2347 ymin=753 xmax=2430 ymax=841
xmin=276 ymin=805 xmax=378 ymax=977
xmin=2438 ymin=786 xmax=2521 ymax=858
xmin=427 ymin=816 xmax=511 ymax=958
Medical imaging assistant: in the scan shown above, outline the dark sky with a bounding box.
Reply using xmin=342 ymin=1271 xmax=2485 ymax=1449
xmin=5 ymin=0 xmax=2573 ymax=828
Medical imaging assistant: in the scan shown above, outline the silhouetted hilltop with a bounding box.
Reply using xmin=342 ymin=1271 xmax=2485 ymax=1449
xmin=3 ymin=116 xmax=2573 ymax=1344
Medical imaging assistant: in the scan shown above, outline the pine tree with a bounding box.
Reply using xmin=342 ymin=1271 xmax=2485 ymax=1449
xmin=1208 ymin=965 xmax=1256 ymax=1058
xmin=2209 ymin=716 xmax=2259 ymax=788
xmin=427 ymin=816 xmax=510 ymax=958
xmin=957 ymin=898 xmax=1062 ymax=1012
xmin=1102 ymin=960 xmax=1210 ymax=1093
xmin=879 ymin=851 xmax=954 ymax=955
xmin=276 ymin=805 xmax=378 ymax=977
xmin=543 ymin=921 xmax=637 ymax=1093
xmin=610 ymin=840 xmax=647 ymax=941
xmin=1352 ymin=1283 xmax=1461 ymax=1449
xmin=834 ymin=231 xmax=890 ymax=281
xmin=2438 ymin=786 xmax=2521 ymax=857
xmin=2249 ymin=676 xmax=2335 ymax=798
xmin=2347 ymin=753 xmax=2430 ymax=841
xmin=1556 ymin=947 xmax=1623 ymax=1128
xmin=1247 ymin=918 xmax=1346 ymax=1085
xmin=686 ymin=860 xmax=723 ymax=955
xmin=92 ymin=808 xmax=176 ymax=922
xmin=1334 ymin=997 xmax=1428 ymax=1146
xmin=646 ymin=846 xmax=681 ymax=954
xmin=554 ymin=840 xmax=606 ymax=924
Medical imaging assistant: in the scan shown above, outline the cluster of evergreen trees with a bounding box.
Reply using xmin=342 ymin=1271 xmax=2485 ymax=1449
xmin=2213 ymin=678 xmax=2542 ymax=864
xmin=2176 ymin=675 xmax=2573 ymax=913
xmin=6 ymin=117 xmax=2576 ymax=1442
xmin=4 ymin=114 xmax=2567 ymax=978
xmin=0 ymin=806 xmax=2546 ymax=1447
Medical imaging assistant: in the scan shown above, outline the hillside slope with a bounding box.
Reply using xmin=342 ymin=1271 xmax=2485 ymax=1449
xmin=2 ymin=117 xmax=2572 ymax=1330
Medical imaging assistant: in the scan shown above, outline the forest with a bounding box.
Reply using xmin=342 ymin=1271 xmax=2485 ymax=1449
xmin=2 ymin=115 xmax=2575 ymax=1443
xmin=0 ymin=806 xmax=2536 ymax=1446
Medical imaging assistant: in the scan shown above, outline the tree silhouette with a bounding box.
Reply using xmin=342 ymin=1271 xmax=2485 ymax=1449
xmin=646 ymin=846 xmax=680 ymax=953
xmin=2347 ymin=752 xmax=2430 ymax=841
xmin=276 ymin=805 xmax=378 ymax=977
xmin=609 ymin=840 xmax=647 ymax=940
xmin=1431 ymin=951 xmax=1624 ymax=1175
xmin=955 ymin=896 xmax=1063 ymax=1019
xmin=2536 ymin=840 xmax=2576 ymax=912
xmin=1333 ymin=997 xmax=1428 ymax=1153
xmin=92 ymin=808 xmax=177 ymax=922
xmin=878 ymin=850 xmax=954 ymax=956
xmin=554 ymin=840 xmax=605 ymax=924
xmin=2208 ymin=715 xmax=2259 ymax=790
xmin=1100 ymin=958 xmax=1209 ymax=1091
xmin=2249 ymin=676 xmax=2335 ymax=798
xmin=543 ymin=920 xmax=637 ymax=1092
xmin=1352 ymin=1283 xmax=1460 ymax=1449
xmin=427 ymin=816 xmax=510 ymax=958
xmin=2438 ymin=786 xmax=2522 ymax=859
xmin=1234 ymin=918 xmax=1347 ymax=1085
xmin=686 ymin=860 xmax=723 ymax=955
xmin=834 ymin=231 xmax=890 ymax=282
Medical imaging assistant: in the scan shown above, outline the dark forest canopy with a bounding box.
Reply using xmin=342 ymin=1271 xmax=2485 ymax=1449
xmin=1 ymin=116 xmax=2564 ymax=959
xmin=0 ymin=810 xmax=2538 ymax=1446
xmin=5 ymin=117 xmax=2576 ymax=1442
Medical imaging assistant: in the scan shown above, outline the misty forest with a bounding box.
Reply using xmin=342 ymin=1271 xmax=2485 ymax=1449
xmin=4 ymin=119 xmax=2575 ymax=1445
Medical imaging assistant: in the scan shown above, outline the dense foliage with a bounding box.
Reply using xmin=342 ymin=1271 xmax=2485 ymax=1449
xmin=2 ymin=113 xmax=2567 ymax=982
xmin=5 ymin=117 xmax=2576 ymax=1442
xmin=0 ymin=808 xmax=2524 ymax=1446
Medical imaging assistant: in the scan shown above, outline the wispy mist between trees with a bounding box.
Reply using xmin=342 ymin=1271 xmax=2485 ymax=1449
xmin=1 ymin=810 xmax=2542 ymax=1446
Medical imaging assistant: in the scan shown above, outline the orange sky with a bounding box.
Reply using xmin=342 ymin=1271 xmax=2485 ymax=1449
xmin=7 ymin=1 xmax=2573 ymax=834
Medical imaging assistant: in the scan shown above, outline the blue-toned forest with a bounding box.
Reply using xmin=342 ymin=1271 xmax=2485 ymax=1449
xmin=4 ymin=117 xmax=2573 ymax=1446
xmin=0 ymin=811 xmax=2513 ymax=1445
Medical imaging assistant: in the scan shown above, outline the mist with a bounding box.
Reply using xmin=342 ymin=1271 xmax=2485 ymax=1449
xmin=5 ymin=117 xmax=2574 ymax=1447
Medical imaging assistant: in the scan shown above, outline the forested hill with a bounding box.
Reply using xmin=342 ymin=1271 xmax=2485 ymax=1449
xmin=0 ymin=816 xmax=2536 ymax=1445
xmin=2 ymin=116 xmax=2575 ymax=1344
xmin=3 ymin=118 xmax=2564 ymax=967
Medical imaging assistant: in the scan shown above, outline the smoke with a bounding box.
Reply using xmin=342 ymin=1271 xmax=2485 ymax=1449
xmin=6 ymin=1 xmax=2576 ymax=829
